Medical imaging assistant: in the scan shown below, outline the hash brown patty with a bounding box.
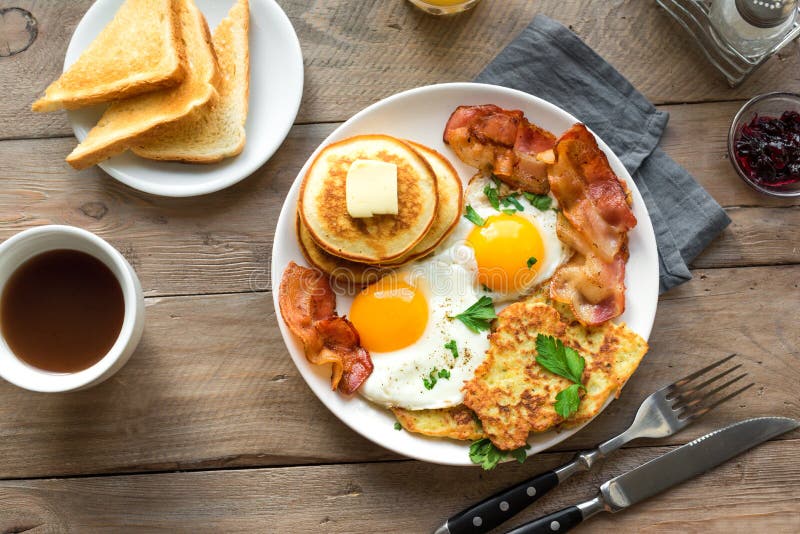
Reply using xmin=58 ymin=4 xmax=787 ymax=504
xmin=462 ymin=300 xmax=647 ymax=450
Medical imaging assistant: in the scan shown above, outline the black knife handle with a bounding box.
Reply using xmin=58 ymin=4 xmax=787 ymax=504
xmin=503 ymin=506 xmax=583 ymax=534
xmin=445 ymin=470 xmax=559 ymax=534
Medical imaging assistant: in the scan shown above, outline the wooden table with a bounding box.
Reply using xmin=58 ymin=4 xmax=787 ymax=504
xmin=1 ymin=1 xmax=799 ymax=531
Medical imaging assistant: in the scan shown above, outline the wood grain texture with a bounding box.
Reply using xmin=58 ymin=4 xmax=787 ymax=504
xmin=0 ymin=0 xmax=798 ymax=531
xmin=0 ymin=104 xmax=798 ymax=299
xmin=291 ymin=0 xmax=800 ymax=122
xmin=1 ymin=439 xmax=798 ymax=532
xmin=0 ymin=6 xmax=38 ymax=57
xmin=0 ymin=0 xmax=91 ymax=139
xmin=0 ymin=265 xmax=795 ymax=479
xmin=4 ymin=0 xmax=800 ymax=139
xmin=692 ymin=206 xmax=800 ymax=268
xmin=0 ymin=291 xmax=398 ymax=480
xmin=0 ymin=127 xmax=314 ymax=298
xmin=660 ymin=102 xmax=800 ymax=209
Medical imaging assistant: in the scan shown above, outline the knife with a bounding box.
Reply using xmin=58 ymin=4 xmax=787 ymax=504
xmin=503 ymin=417 xmax=799 ymax=534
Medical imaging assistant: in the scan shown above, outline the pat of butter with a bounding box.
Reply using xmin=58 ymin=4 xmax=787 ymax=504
xmin=345 ymin=159 xmax=399 ymax=218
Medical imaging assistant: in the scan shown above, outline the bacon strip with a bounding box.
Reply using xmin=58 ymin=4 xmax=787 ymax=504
xmin=549 ymin=236 xmax=628 ymax=325
xmin=315 ymin=317 xmax=373 ymax=395
xmin=443 ymin=104 xmax=556 ymax=194
xmin=548 ymin=124 xmax=636 ymax=326
xmin=278 ymin=262 xmax=373 ymax=394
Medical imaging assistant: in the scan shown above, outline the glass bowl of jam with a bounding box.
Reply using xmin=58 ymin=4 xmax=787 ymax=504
xmin=729 ymin=92 xmax=800 ymax=197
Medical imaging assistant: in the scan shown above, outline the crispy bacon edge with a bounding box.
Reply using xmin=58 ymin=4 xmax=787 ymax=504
xmin=547 ymin=124 xmax=637 ymax=326
xmin=443 ymin=104 xmax=556 ymax=194
xmin=278 ymin=261 xmax=373 ymax=394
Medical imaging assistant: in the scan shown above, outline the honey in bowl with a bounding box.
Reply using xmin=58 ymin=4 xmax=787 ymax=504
xmin=0 ymin=249 xmax=124 ymax=373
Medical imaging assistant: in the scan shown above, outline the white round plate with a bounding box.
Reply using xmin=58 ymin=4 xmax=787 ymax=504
xmin=272 ymin=83 xmax=659 ymax=466
xmin=65 ymin=0 xmax=303 ymax=197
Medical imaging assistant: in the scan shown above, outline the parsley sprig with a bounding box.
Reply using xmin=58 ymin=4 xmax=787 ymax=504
xmin=422 ymin=368 xmax=451 ymax=390
xmin=555 ymin=384 xmax=582 ymax=417
xmin=451 ymin=296 xmax=497 ymax=333
xmin=501 ymin=194 xmax=524 ymax=212
xmin=484 ymin=179 xmax=526 ymax=215
xmin=469 ymin=438 xmax=531 ymax=470
xmin=485 ymin=173 xmax=554 ymax=212
xmin=527 ymin=256 xmax=538 ymax=269
xmin=464 ymin=205 xmax=485 ymax=226
xmin=535 ymin=334 xmax=586 ymax=418
xmin=422 ymin=369 xmax=437 ymax=390
xmin=444 ymin=340 xmax=458 ymax=359
xmin=483 ymin=186 xmax=501 ymax=210
xmin=523 ymin=192 xmax=552 ymax=211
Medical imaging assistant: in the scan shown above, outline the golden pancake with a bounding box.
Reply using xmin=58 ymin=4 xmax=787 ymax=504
xmin=296 ymin=214 xmax=386 ymax=286
xmin=299 ymin=135 xmax=438 ymax=263
xmin=380 ymin=141 xmax=463 ymax=266
xmin=463 ymin=300 xmax=647 ymax=451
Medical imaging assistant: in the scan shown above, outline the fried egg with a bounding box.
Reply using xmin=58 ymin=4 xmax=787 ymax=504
xmin=442 ymin=174 xmax=571 ymax=302
xmin=351 ymin=259 xmax=491 ymax=410
xmin=347 ymin=175 xmax=571 ymax=410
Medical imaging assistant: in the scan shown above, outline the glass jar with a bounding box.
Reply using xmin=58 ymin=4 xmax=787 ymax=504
xmin=407 ymin=0 xmax=481 ymax=16
xmin=710 ymin=0 xmax=798 ymax=58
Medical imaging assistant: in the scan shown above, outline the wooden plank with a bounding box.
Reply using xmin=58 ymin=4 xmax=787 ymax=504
xmin=0 ymin=291 xmax=399 ymax=480
xmin=0 ymin=0 xmax=92 ymax=139
xmin=4 ymin=0 xmax=800 ymax=139
xmin=692 ymin=206 xmax=800 ymax=268
xmin=1 ymin=439 xmax=798 ymax=532
xmin=0 ymin=100 xmax=798 ymax=297
xmin=261 ymin=0 xmax=800 ymax=109
xmin=659 ymin=101 xmax=800 ymax=209
xmin=0 ymin=124 xmax=323 ymax=298
xmin=0 ymin=265 xmax=796 ymax=480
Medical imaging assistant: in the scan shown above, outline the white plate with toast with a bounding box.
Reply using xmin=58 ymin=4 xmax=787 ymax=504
xmin=64 ymin=0 xmax=303 ymax=197
xmin=272 ymin=83 xmax=660 ymax=465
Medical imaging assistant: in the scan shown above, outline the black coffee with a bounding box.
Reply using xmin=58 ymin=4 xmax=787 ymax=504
xmin=0 ymin=249 xmax=124 ymax=373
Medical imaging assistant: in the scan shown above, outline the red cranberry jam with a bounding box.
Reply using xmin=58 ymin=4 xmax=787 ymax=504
xmin=735 ymin=111 xmax=800 ymax=187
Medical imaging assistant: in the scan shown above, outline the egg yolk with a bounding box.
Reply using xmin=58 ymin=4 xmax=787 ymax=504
xmin=466 ymin=213 xmax=545 ymax=293
xmin=349 ymin=278 xmax=428 ymax=353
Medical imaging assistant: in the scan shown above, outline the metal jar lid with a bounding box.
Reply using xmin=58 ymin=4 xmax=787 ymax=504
xmin=736 ymin=0 xmax=798 ymax=28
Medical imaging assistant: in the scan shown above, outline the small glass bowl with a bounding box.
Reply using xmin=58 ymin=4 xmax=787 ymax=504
xmin=728 ymin=92 xmax=800 ymax=197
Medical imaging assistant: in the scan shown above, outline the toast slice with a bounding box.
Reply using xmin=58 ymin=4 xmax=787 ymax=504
xmin=66 ymin=0 xmax=220 ymax=170
xmin=32 ymin=0 xmax=185 ymax=112
xmin=133 ymin=0 xmax=250 ymax=163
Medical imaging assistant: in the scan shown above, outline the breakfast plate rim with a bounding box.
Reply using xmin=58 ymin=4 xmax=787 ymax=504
xmin=63 ymin=0 xmax=304 ymax=198
xmin=271 ymin=82 xmax=659 ymax=466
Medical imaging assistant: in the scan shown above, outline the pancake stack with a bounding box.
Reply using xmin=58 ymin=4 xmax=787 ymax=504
xmin=297 ymin=135 xmax=463 ymax=285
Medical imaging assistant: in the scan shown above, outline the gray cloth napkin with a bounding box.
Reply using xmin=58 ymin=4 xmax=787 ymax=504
xmin=475 ymin=15 xmax=730 ymax=293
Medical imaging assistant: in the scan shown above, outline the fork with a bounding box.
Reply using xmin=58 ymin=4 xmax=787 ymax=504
xmin=435 ymin=354 xmax=754 ymax=534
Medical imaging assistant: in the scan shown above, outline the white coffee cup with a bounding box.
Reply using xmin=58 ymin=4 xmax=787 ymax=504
xmin=0 ymin=225 xmax=145 ymax=392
